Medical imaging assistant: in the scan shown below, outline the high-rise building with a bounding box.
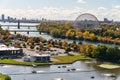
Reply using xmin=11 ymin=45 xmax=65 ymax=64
xmin=7 ymin=16 xmax=10 ymax=22
xmin=1 ymin=14 xmax=5 ymax=21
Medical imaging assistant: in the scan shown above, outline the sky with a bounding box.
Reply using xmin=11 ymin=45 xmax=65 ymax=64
xmin=0 ymin=0 xmax=120 ymax=21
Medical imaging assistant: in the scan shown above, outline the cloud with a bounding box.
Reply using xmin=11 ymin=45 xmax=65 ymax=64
xmin=77 ymin=0 xmax=86 ymax=4
xmin=97 ymin=7 xmax=107 ymax=10
xmin=86 ymin=7 xmax=120 ymax=21
xmin=1 ymin=6 xmax=120 ymax=21
xmin=0 ymin=7 xmax=81 ymax=20
xmin=113 ymin=5 xmax=120 ymax=9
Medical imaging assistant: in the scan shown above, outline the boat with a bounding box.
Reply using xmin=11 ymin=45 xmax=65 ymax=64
xmin=103 ymin=73 xmax=116 ymax=77
xmin=58 ymin=66 xmax=61 ymax=68
xmin=53 ymin=78 xmax=64 ymax=80
xmin=32 ymin=70 xmax=37 ymax=73
xmin=91 ymin=76 xmax=95 ymax=79
xmin=32 ymin=64 xmax=37 ymax=67
xmin=67 ymin=67 xmax=76 ymax=71
xmin=71 ymin=68 xmax=76 ymax=71
xmin=62 ymin=65 xmax=67 ymax=68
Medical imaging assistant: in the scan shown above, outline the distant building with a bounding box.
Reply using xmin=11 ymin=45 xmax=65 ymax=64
xmin=24 ymin=54 xmax=50 ymax=62
xmin=104 ymin=18 xmax=113 ymax=23
xmin=1 ymin=14 xmax=5 ymax=21
xmin=0 ymin=44 xmax=23 ymax=58
xmin=7 ymin=16 xmax=10 ymax=22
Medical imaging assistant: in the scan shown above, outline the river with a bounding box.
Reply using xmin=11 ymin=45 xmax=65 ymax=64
xmin=0 ymin=61 xmax=120 ymax=80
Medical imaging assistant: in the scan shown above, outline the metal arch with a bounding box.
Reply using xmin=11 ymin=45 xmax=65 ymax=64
xmin=73 ymin=13 xmax=100 ymax=29
xmin=74 ymin=13 xmax=99 ymax=22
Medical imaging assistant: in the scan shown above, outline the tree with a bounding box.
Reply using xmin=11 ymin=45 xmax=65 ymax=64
xmin=23 ymin=43 xmax=26 ymax=48
xmin=83 ymin=31 xmax=89 ymax=39
xmin=30 ymin=45 xmax=35 ymax=50
xmin=106 ymin=46 xmax=120 ymax=62
xmin=85 ymin=44 xmax=95 ymax=57
xmin=65 ymin=46 xmax=71 ymax=56
xmin=27 ymin=37 xmax=33 ymax=44
xmin=66 ymin=29 xmax=76 ymax=39
xmin=89 ymin=33 xmax=95 ymax=40
xmin=76 ymin=31 xmax=83 ymax=39
xmin=79 ymin=44 xmax=87 ymax=55
xmin=16 ymin=33 xmax=22 ymax=38
xmin=92 ymin=45 xmax=107 ymax=60
xmin=62 ymin=40 xmax=68 ymax=48
xmin=48 ymin=44 xmax=53 ymax=47
xmin=50 ymin=28 xmax=61 ymax=37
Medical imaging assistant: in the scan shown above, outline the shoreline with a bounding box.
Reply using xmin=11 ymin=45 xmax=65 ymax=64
xmin=0 ymin=57 xmax=120 ymax=70
xmin=98 ymin=63 xmax=120 ymax=69
xmin=0 ymin=56 xmax=93 ymax=67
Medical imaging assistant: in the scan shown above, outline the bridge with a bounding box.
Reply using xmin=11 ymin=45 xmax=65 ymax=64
xmin=9 ymin=29 xmax=41 ymax=34
xmin=1 ymin=25 xmax=38 ymax=27
xmin=1 ymin=21 xmax=38 ymax=29
xmin=0 ymin=21 xmax=40 ymax=34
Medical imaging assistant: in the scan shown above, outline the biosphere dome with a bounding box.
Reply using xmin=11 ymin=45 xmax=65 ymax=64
xmin=74 ymin=13 xmax=100 ymax=29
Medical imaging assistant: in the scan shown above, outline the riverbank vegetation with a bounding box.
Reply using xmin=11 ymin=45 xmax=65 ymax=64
xmin=36 ymin=22 xmax=120 ymax=63
xmin=0 ymin=22 xmax=120 ymax=64
xmin=37 ymin=21 xmax=120 ymax=45
xmin=0 ymin=73 xmax=11 ymax=80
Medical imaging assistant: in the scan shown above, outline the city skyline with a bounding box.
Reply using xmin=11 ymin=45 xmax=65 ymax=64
xmin=0 ymin=0 xmax=120 ymax=21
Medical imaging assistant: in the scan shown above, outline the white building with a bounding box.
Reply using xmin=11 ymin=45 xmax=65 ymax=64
xmin=24 ymin=54 xmax=50 ymax=62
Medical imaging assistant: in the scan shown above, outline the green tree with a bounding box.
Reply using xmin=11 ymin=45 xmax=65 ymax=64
xmin=106 ymin=46 xmax=120 ymax=62
xmin=92 ymin=45 xmax=107 ymax=60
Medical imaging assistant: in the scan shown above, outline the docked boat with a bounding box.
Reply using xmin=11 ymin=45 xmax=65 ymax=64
xmin=71 ymin=68 xmax=76 ymax=71
xmin=53 ymin=78 xmax=64 ymax=80
xmin=32 ymin=64 xmax=37 ymax=67
xmin=32 ymin=70 xmax=37 ymax=73
xmin=103 ymin=73 xmax=116 ymax=77
xmin=62 ymin=66 xmax=67 ymax=68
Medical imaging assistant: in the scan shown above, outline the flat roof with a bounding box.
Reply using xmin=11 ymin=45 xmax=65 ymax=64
xmin=0 ymin=44 xmax=21 ymax=51
xmin=32 ymin=54 xmax=50 ymax=57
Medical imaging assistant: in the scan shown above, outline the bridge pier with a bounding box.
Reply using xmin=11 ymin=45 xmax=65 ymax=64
xmin=28 ymin=26 xmax=30 ymax=29
xmin=27 ymin=31 xmax=29 ymax=34
xmin=8 ymin=26 xmax=9 ymax=29
xmin=14 ymin=31 xmax=16 ymax=34
xmin=39 ymin=31 xmax=41 ymax=34
xmin=18 ymin=20 xmax=20 ymax=29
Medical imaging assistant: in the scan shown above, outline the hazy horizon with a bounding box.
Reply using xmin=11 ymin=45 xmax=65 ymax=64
xmin=0 ymin=0 xmax=120 ymax=21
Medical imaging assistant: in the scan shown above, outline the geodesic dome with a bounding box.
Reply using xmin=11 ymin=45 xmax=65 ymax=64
xmin=74 ymin=13 xmax=100 ymax=29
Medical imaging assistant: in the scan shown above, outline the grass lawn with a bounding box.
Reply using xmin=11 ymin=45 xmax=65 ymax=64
xmin=98 ymin=63 xmax=120 ymax=69
xmin=52 ymin=55 xmax=93 ymax=64
xmin=0 ymin=55 xmax=93 ymax=66
xmin=0 ymin=59 xmax=51 ymax=66
xmin=0 ymin=74 xmax=11 ymax=80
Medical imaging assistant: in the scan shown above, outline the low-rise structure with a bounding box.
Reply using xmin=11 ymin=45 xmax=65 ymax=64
xmin=0 ymin=44 xmax=23 ymax=58
xmin=24 ymin=54 xmax=50 ymax=62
